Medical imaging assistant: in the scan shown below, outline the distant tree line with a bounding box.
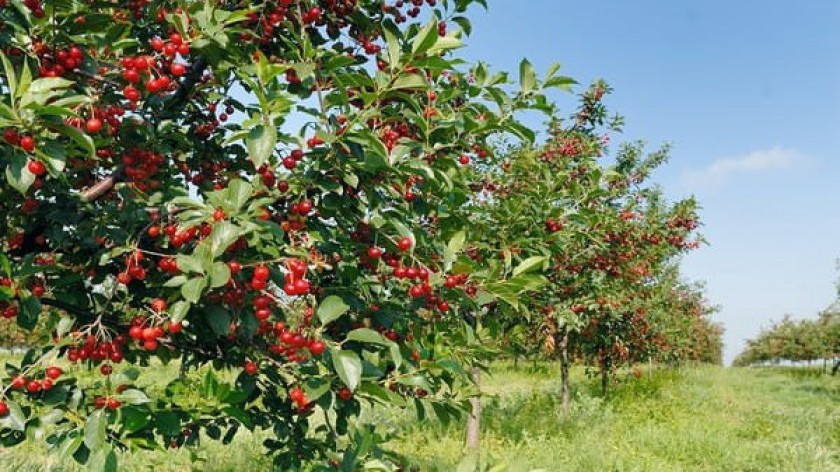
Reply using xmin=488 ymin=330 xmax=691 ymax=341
xmin=733 ymin=309 xmax=840 ymax=372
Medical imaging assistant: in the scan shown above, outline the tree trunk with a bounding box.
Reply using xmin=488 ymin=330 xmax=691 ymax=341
xmin=832 ymin=358 xmax=840 ymax=376
xmin=601 ymin=356 xmax=610 ymax=398
xmin=559 ymin=331 xmax=570 ymax=412
xmin=465 ymin=368 xmax=482 ymax=453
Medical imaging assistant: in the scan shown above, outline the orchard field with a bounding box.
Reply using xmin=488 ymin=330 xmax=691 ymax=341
xmin=0 ymin=358 xmax=838 ymax=471
xmin=0 ymin=0 xmax=838 ymax=471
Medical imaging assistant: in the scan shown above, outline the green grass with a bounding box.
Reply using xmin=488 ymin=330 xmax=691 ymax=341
xmin=1 ymin=361 xmax=838 ymax=471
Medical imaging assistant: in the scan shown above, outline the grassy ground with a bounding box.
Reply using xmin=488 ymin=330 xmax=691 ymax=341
xmin=0 ymin=361 xmax=837 ymax=471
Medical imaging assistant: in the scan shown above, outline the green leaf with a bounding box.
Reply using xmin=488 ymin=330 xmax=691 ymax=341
xmin=116 ymin=389 xmax=151 ymax=405
xmin=88 ymin=446 xmax=118 ymax=472
xmin=169 ymin=302 xmax=190 ymax=323
xmin=55 ymin=123 xmax=96 ymax=158
xmin=209 ymin=262 xmax=231 ymax=288
xmin=181 ymin=277 xmax=207 ymax=304
xmin=332 ymin=350 xmax=362 ymax=392
xmin=512 ymin=256 xmax=547 ymax=277
xmin=6 ymin=154 xmax=36 ymax=195
xmin=346 ymin=328 xmax=389 ymax=345
xmin=154 ymin=411 xmax=180 ymax=435
xmin=176 ymin=255 xmax=205 ymax=275
xmin=246 ymin=124 xmax=276 ymax=170
xmin=17 ymin=294 xmax=41 ymax=330
xmin=120 ymin=407 xmax=150 ymax=434
xmin=428 ymin=36 xmax=464 ymax=54
xmin=1 ymin=53 xmax=18 ymax=100
xmin=412 ymin=18 xmax=439 ymax=55
xmin=58 ymin=434 xmax=83 ymax=460
xmin=204 ymin=305 xmax=231 ymax=336
xmin=227 ymin=179 xmax=253 ymax=211
xmin=391 ymin=74 xmax=427 ymax=91
xmin=317 ymin=295 xmax=350 ymax=325
xmin=519 ymin=58 xmax=537 ymax=94
xmin=0 ymin=401 xmax=26 ymax=431
xmin=383 ymin=28 xmax=401 ymax=66
xmin=209 ymin=221 xmax=238 ymax=257
xmin=545 ymin=75 xmax=577 ymax=91
xmin=84 ymin=410 xmax=107 ymax=450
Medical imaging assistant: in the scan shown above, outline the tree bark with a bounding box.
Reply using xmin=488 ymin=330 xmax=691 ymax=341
xmin=832 ymin=358 xmax=840 ymax=376
xmin=601 ymin=356 xmax=611 ymax=398
xmin=559 ymin=330 xmax=570 ymax=412
xmin=465 ymin=368 xmax=482 ymax=453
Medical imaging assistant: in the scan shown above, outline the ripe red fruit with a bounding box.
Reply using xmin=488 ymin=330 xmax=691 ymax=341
xmin=100 ymin=364 xmax=113 ymax=376
xmin=129 ymin=325 xmax=143 ymax=340
xmin=168 ymin=321 xmax=183 ymax=333
xmin=213 ymin=208 xmax=225 ymax=221
xmin=254 ymin=265 xmax=270 ymax=281
xmin=367 ymin=246 xmax=382 ymax=259
xmin=244 ymin=361 xmax=258 ymax=375
xmin=85 ymin=117 xmax=103 ymax=133
xmin=106 ymin=398 xmax=121 ymax=410
xmin=170 ymin=62 xmax=187 ymax=76
xmin=27 ymin=160 xmax=46 ymax=176
xmin=94 ymin=396 xmax=106 ymax=409
xmin=20 ymin=135 xmax=35 ymax=152
xmin=27 ymin=380 xmax=41 ymax=393
xmin=147 ymin=226 xmax=161 ymax=238
xmin=150 ymin=37 xmax=165 ymax=51
xmin=289 ymin=387 xmax=305 ymax=403
xmin=297 ymin=199 xmax=313 ymax=214
xmin=338 ymin=387 xmax=352 ymax=401
xmin=11 ymin=375 xmax=25 ymax=390
xmin=117 ymin=272 xmax=132 ymax=285
xmin=397 ymin=237 xmax=412 ymax=251
xmin=0 ymin=401 xmax=8 ymax=417
xmin=150 ymin=298 xmax=167 ymax=313
xmin=143 ymin=339 xmax=158 ymax=351
xmin=308 ymin=340 xmax=326 ymax=356
xmin=228 ymin=261 xmax=241 ymax=274
xmin=45 ymin=366 xmax=62 ymax=379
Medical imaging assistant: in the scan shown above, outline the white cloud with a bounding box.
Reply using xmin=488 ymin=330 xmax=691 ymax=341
xmin=682 ymin=146 xmax=806 ymax=188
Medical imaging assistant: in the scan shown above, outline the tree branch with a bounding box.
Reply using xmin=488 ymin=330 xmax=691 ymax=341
xmin=80 ymin=56 xmax=210 ymax=203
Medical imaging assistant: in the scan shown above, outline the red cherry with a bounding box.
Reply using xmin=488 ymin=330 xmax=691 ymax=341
xmin=290 ymin=387 xmax=305 ymax=403
xmin=0 ymin=402 xmax=9 ymax=417
xmin=11 ymin=375 xmax=26 ymax=390
xmin=168 ymin=321 xmax=183 ymax=333
xmin=398 ymin=237 xmax=412 ymax=251
xmin=253 ymin=265 xmax=270 ymax=281
xmin=27 ymin=160 xmax=46 ymax=176
xmin=367 ymin=247 xmax=382 ymax=259
xmin=45 ymin=366 xmax=62 ymax=379
xmin=227 ymin=261 xmax=241 ymax=274
xmin=150 ymin=37 xmax=165 ymax=51
xmin=150 ymin=298 xmax=167 ymax=313
xmin=27 ymin=380 xmax=41 ymax=393
xmin=100 ymin=364 xmax=113 ymax=376
xmin=308 ymin=340 xmax=326 ymax=356
xmin=170 ymin=62 xmax=186 ymax=76
xmin=213 ymin=208 xmax=225 ymax=221
xmin=106 ymin=398 xmax=121 ymax=410
xmin=338 ymin=387 xmax=352 ymax=401
xmin=85 ymin=118 xmax=103 ymax=133
xmin=244 ymin=361 xmax=258 ymax=375
xmin=20 ymin=135 xmax=36 ymax=152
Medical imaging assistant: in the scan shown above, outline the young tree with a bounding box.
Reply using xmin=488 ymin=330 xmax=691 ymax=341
xmin=0 ymin=1 xmax=566 ymax=469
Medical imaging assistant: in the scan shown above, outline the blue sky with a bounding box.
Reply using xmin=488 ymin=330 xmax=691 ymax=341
xmin=457 ymin=1 xmax=840 ymax=363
